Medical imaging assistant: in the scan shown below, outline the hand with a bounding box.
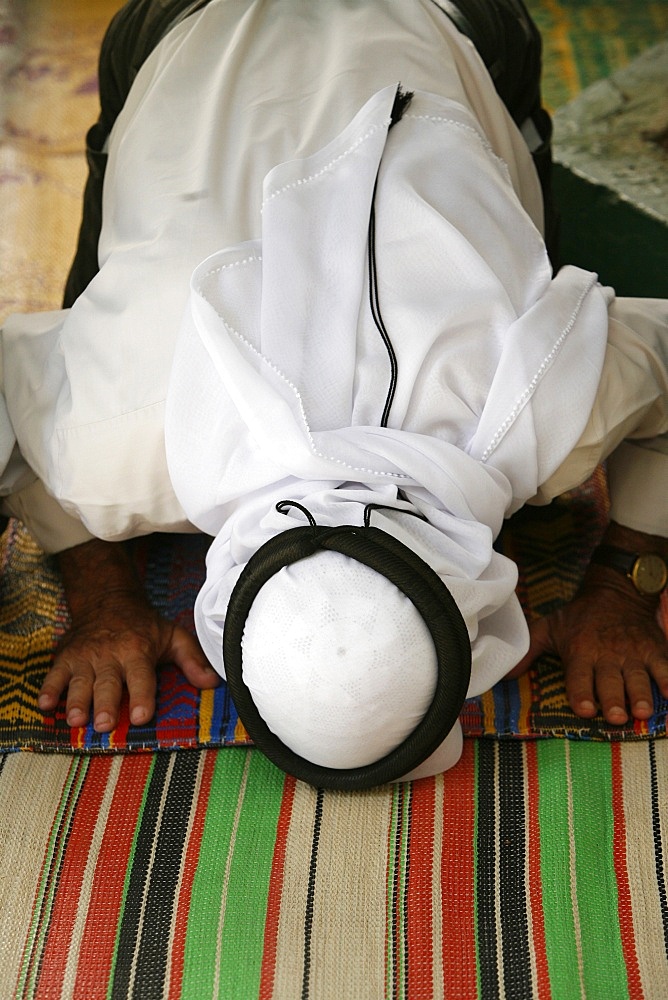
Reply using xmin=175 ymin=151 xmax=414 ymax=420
xmin=38 ymin=595 xmax=218 ymax=732
xmin=37 ymin=538 xmax=219 ymax=732
xmin=510 ymin=577 xmax=668 ymax=725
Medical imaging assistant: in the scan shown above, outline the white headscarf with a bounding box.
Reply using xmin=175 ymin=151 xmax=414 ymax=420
xmin=166 ymin=86 xmax=610 ymax=774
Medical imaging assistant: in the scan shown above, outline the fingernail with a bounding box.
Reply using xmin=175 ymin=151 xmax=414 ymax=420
xmin=95 ymin=712 xmax=113 ymax=730
xmin=38 ymin=695 xmax=52 ymax=711
xmin=636 ymin=700 xmax=652 ymax=714
xmin=579 ymin=700 xmax=596 ymax=715
xmin=190 ymin=658 xmax=215 ymax=674
xmin=130 ymin=707 xmax=146 ymax=726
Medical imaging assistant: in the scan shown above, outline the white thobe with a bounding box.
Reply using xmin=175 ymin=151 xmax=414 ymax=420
xmin=1 ymin=1 xmax=667 ymax=725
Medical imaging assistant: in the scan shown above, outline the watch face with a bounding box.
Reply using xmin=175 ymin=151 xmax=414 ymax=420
xmin=632 ymin=554 xmax=668 ymax=595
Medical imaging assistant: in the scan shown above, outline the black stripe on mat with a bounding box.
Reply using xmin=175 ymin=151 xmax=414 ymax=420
xmin=402 ymin=786 xmax=411 ymax=1000
xmin=649 ymin=741 xmax=668 ymax=959
xmin=112 ymin=751 xmax=202 ymax=1000
xmin=302 ymin=787 xmax=324 ymax=1000
xmin=388 ymin=783 xmax=409 ymax=1000
xmin=476 ymin=741 xmax=533 ymax=999
xmin=498 ymin=741 xmax=533 ymax=999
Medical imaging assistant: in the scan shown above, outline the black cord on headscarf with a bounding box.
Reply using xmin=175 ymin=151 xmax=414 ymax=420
xmin=368 ymin=86 xmax=413 ymax=429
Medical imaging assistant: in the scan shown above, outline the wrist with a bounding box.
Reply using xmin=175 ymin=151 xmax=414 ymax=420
xmin=581 ymin=564 xmax=661 ymax=606
xmin=57 ymin=539 xmax=148 ymax=620
xmin=588 ymin=522 xmax=668 ymax=599
xmin=600 ymin=521 xmax=668 ymax=560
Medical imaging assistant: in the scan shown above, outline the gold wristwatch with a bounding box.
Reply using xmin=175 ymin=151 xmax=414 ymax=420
xmin=590 ymin=545 xmax=668 ymax=596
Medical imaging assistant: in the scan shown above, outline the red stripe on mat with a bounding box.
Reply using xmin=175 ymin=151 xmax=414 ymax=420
xmin=406 ymin=777 xmax=436 ymax=998
xmin=440 ymin=738 xmax=477 ymax=997
xmin=35 ymin=758 xmax=114 ymax=995
xmin=611 ymin=743 xmax=643 ymax=997
xmin=525 ymin=741 xmax=552 ymax=999
xmin=72 ymin=755 xmax=154 ymax=1000
xmin=258 ymin=774 xmax=296 ymax=1000
xmin=167 ymin=751 xmax=218 ymax=1000
xmin=109 ymin=703 xmax=131 ymax=750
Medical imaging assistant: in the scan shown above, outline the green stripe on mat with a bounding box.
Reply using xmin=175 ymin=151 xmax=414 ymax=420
xmin=537 ymin=741 xmax=628 ymax=1000
xmin=570 ymin=742 xmax=627 ymax=998
xmin=181 ymin=750 xmax=283 ymax=1000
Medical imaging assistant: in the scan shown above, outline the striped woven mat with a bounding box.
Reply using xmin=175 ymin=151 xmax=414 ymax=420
xmin=2 ymin=468 xmax=667 ymax=754
xmin=1 ymin=739 xmax=667 ymax=999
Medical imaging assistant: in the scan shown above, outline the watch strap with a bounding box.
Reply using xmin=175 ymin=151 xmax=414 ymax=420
xmin=589 ymin=545 xmax=637 ymax=576
xmin=590 ymin=545 xmax=668 ymax=595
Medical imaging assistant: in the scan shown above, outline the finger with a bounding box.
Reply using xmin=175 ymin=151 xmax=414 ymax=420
xmin=164 ymin=626 xmax=220 ymax=689
xmin=590 ymin=661 xmax=629 ymax=726
xmin=91 ymin=665 xmax=125 ymax=732
xmin=63 ymin=666 xmax=96 ymax=729
xmin=505 ymin=617 xmax=554 ymax=678
xmin=622 ymin=664 xmax=655 ymax=721
xmin=38 ymin=660 xmax=73 ymax=713
xmin=123 ymin=657 xmax=158 ymax=727
xmin=563 ymin=654 xmax=600 ymax=720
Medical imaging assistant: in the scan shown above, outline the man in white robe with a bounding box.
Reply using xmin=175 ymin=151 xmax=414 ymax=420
xmin=1 ymin=0 xmax=666 ymax=783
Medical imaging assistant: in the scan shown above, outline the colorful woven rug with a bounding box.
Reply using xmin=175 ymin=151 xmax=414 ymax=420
xmin=1 ymin=738 xmax=667 ymax=999
xmin=2 ymin=466 xmax=667 ymax=754
xmin=527 ymin=0 xmax=668 ymax=109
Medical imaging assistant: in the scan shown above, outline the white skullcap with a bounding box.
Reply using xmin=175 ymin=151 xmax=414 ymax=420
xmin=240 ymin=549 xmax=438 ymax=768
xmin=223 ymin=516 xmax=472 ymax=788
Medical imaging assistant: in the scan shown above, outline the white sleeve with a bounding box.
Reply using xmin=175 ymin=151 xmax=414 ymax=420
xmin=607 ymin=438 xmax=668 ymax=537
xmin=2 ymin=478 xmax=95 ymax=554
xmin=530 ymin=295 xmax=668 ymax=538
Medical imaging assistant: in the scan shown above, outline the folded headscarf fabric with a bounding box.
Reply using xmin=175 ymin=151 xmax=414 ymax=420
xmin=165 ymin=86 xmax=610 ymax=777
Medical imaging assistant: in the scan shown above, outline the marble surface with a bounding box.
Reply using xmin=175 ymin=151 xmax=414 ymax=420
xmin=554 ymin=41 xmax=668 ymax=224
xmin=0 ymin=0 xmax=118 ymax=323
xmin=2 ymin=0 xmax=666 ymax=325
